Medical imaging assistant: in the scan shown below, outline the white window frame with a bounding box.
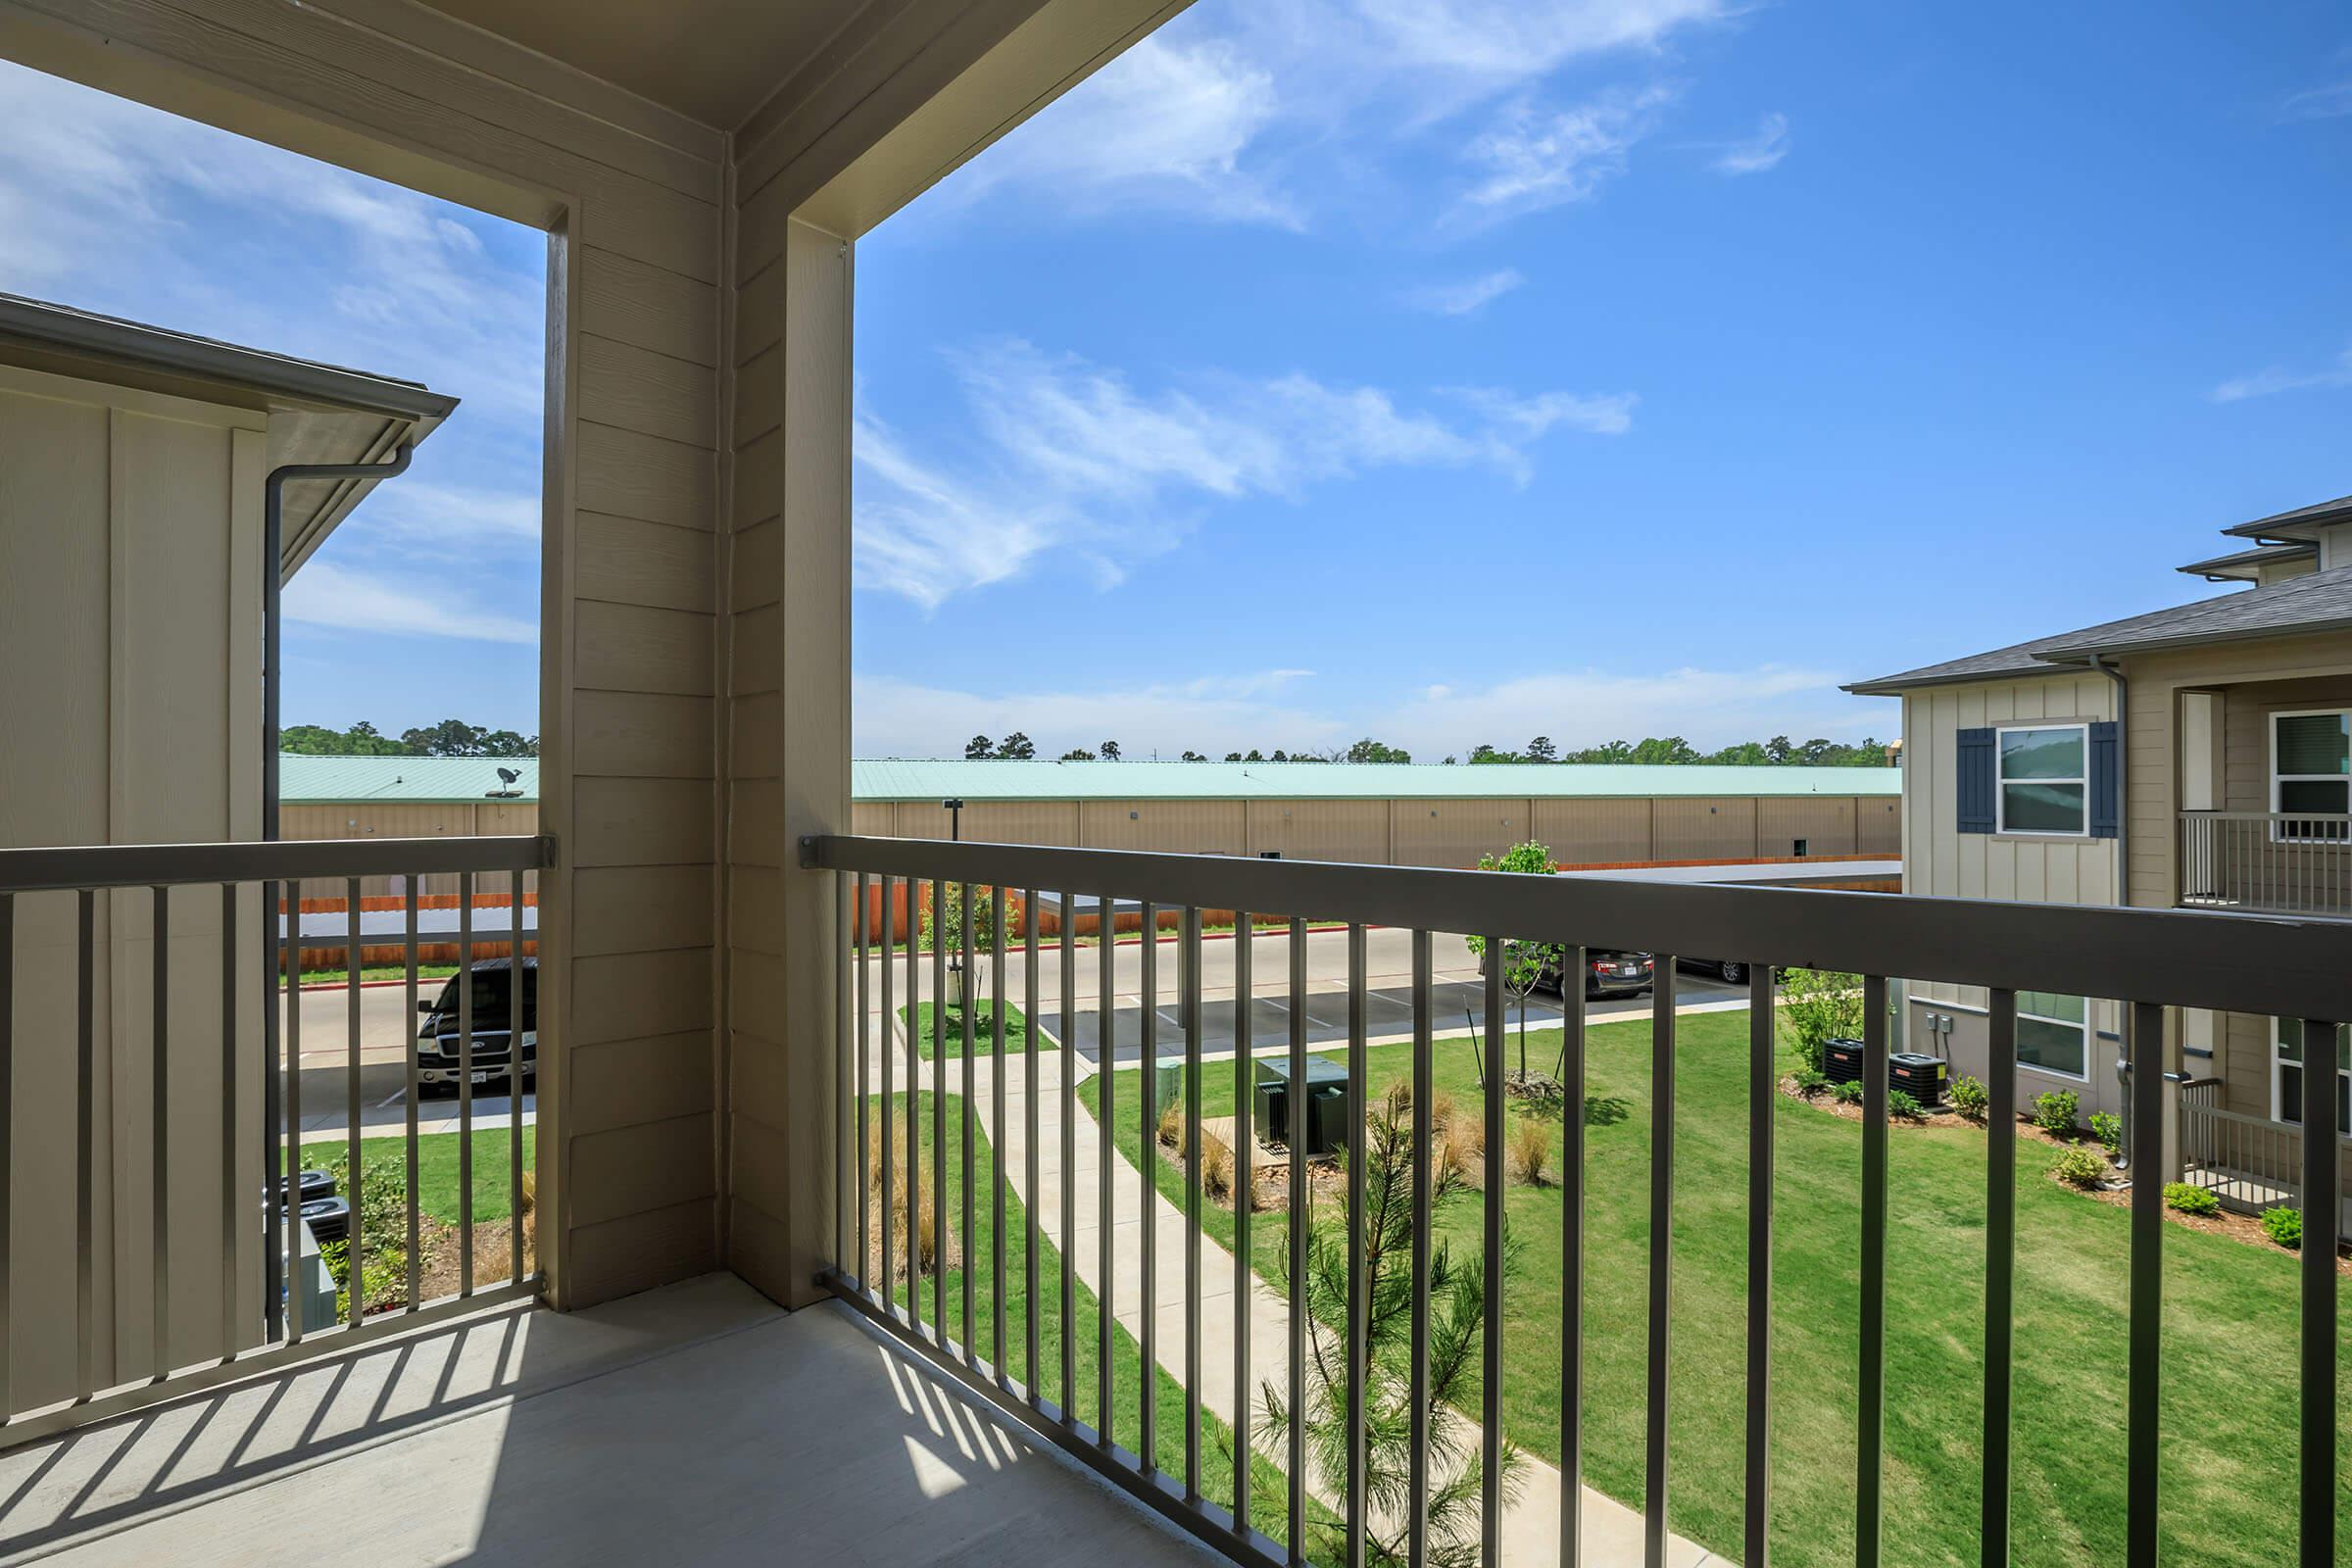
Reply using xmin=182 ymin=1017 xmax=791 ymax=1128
xmin=2271 ymin=1016 xmax=2352 ymax=1136
xmin=1993 ymin=721 xmax=2090 ymax=838
xmin=2017 ymin=993 xmax=2090 ymax=1081
xmin=2268 ymin=707 xmax=2351 ymax=844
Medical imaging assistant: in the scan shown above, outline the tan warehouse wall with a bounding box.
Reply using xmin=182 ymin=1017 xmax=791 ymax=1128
xmin=848 ymin=790 xmax=1902 ymax=866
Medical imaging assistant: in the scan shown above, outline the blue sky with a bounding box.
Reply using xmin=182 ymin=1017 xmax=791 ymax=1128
xmin=4 ymin=2 xmax=2348 ymax=760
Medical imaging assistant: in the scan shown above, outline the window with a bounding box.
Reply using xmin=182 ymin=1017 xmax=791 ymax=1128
xmin=1996 ymin=724 xmax=2088 ymax=836
xmin=2271 ymin=710 xmax=2350 ymax=842
xmin=2017 ymin=991 xmax=2088 ymax=1078
xmin=2274 ymin=1018 xmax=2351 ymax=1136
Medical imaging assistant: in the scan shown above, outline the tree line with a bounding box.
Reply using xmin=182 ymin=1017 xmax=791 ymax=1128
xmin=957 ymin=733 xmax=1889 ymax=766
xmin=281 ymin=719 xmax=539 ymax=758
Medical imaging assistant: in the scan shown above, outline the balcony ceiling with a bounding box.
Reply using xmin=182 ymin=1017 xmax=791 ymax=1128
xmin=421 ymin=0 xmax=874 ymax=126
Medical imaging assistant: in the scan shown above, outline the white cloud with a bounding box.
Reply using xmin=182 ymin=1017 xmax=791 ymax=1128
xmin=284 ymin=561 xmax=537 ymax=646
xmin=955 ymin=0 xmax=1730 ymax=229
xmin=1712 ymin=111 xmax=1789 ymax=174
xmin=2280 ymin=79 xmax=2352 ymax=122
xmin=1406 ymin=268 xmax=1526 ymax=316
xmin=1374 ymin=664 xmax=1871 ymax=758
xmin=1460 ymin=84 xmax=1679 ymax=219
xmin=855 ymin=669 xmax=1343 ymax=759
xmin=857 ymin=339 xmax=1635 ymax=607
xmin=2211 ymin=342 xmax=2352 ymax=403
xmin=855 ymin=662 xmax=1881 ymax=760
xmin=356 ymin=482 xmax=542 ymax=555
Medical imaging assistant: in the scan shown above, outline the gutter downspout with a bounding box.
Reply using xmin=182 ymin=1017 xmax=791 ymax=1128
xmin=258 ymin=444 xmax=412 ymax=1341
xmin=2089 ymin=653 xmax=2150 ymax=1175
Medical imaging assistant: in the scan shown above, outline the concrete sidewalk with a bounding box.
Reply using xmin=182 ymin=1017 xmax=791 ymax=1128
xmin=895 ymin=1031 xmax=1717 ymax=1567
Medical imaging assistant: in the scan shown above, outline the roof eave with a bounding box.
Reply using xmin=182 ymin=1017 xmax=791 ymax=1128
xmin=1840 ymin=663 xmax=2070 ymax=697
xmin=2030 ymin=615 xmax=2352 ymax=666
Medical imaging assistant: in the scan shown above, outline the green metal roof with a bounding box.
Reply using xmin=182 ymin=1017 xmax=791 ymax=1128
xmin=850 ymin=760 xmax=1900 ymax=802
xmin=280 ymin=755 xmax=1900 ymax=807
xmin=279 ymin=755 xmax=538 ymax=805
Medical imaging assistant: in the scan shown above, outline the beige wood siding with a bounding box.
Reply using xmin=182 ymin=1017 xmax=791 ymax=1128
xmin=1900 ymin=673 xmax=2118 ymax=906
xmin=1080 ymin=799 xmax=1244 ymax=855
xmin=1530 ymin=799 xmax=1650 ymax=863
xmin=3 ymin=0 xmax=742 ymax=1310
xmin=0 ymin=367 xmax=266 ymax=1398
xmin=1653 ymin=798 xmax=1756 ymax=860
xmin=1390 ymin=799 xmax=1532 ymax=868
xmin=890 ymin=800 xmax=1080 ymax=845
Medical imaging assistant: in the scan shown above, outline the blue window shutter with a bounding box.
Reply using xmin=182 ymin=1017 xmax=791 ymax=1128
xmin=2089 ymin=720 xmax=2121 ymax=839
xmin=1956 ymin=727 xmax=1995 ymax=834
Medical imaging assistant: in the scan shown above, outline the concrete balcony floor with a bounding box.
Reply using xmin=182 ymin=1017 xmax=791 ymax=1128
xmin=0 ymin=1275 xmax=1225 ymax=1567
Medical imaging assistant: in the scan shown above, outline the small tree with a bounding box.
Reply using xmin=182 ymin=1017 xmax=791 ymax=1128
xmin=1059 ymin=747 xmax=1096 ymax=760
xmin=996 ymin=730 xmax=1036 ymax=760
xmin=1524 ymin=735 xmax=1556 ymax=761
xmin=920 ymin=883 xmax=998 ymax=1005
xmin=1100 ymin=739 xmax=1122 ymax=760
xmin=1462 ymin=842 xmax=1564 ymax=1083
xmin=964 ymin=733 xmax=995 ymax=760
xmin=1255 ymin=1084 xmax=1521 ymax=1567
xmin=1779 ymin=967 xmax=1863 ymax=1072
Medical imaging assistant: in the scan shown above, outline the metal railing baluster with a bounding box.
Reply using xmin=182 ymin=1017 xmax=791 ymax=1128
xmin=1644 ymin=956 xmax=1677 ymax=1567
xmin=263 ymin=876 xmax=282 ymax=1344
xmin=1561 ymin=944 xmax=1588 ymax=1568
xmin=220 ymin=885 xmax=238 ymax=1356
xmin=1857 ymin=973 xmax=1888 ymax=1567
xmin=1098 ymin=891 xmax=1115 ymax=1444
xmin=991 ymin=884 xmax=1007 ymax=1385
xmin=1408 ymin=927 xmax=1432 ymax=1568
xmin=1234 ymin=909 xmax=1255 ymax=1540
xmin=858 ymin=873 xmax=871 ymax=1297
xmin=1024 ymin=886 xmax=1040 ymax=1400
xmin=836 ymin=872 xmax=852 ymax=1290
xmin=1060 ymin=895 xmax=1076 ymax=1418
xmin=1482 ymin=938 xmax=1504 ymax=1568
xmin=152 ymin=885 xmax=172 ymax=1376
xmin=345 ymin=878 xmax=363 ymax=1325
xmin=1743 ymin=963 xmax=1776 ymax=1568
xmin=0 ymin=896 xmax=11 ymax=1411
xmin=933 ymin=881 xmax=947 ymax=1338
xmin=1140 ymin=900 xmax=1158 ymax=1465
xmin=1345 ymin=921 xmax=1367 ymax=1568
xmin=511 ymin=869 xmax=524 ymax=1287
xmin=960 ymin=884 xmax=976 ymax=1363
xmin=1287 ymin=915 xmax=1308 ymax=1565
xmin=1184 ymin=906 xmax=1204 ymax=1503
xmin=458 ymin=874 xmax=474 ymax=1298
xmin=405 ymin=883 xmax=420 ymax=1312
xmin=1982 ymin=989 xmax=2018 ymax=1562
xmin=2126 ymin=1000 xmax=2163 ymax=1568
xmin=278 ymin=882 xmax=298 ymax=1348
xmin=2302 ymin=1016 xmax=2341 ymax=1567
xmin=881 ymin=875 xmax=897 ymax=1319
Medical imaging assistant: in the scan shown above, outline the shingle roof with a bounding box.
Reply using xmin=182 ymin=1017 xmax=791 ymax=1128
xmin=2176 ymin=542 xmax=2316 ymax=581
xmin=849 ymin=760 xmax=1899 ymax=801
xmin=2220 ymin=493 xmax=2352 ymax=543
xmin=1845 ymin=565 xmax=2352 ymax=694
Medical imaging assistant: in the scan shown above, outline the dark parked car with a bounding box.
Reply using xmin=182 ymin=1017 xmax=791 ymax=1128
xmin=1679 ymin=957 xmax=1755 ymax=986
xmin=1483 ymin=943 xmax=1655 ymax=1000
xmin=416 ymin=957 xmax=536 ymax=1092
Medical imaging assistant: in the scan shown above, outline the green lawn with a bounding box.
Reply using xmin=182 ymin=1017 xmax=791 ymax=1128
xmin=897 ymin=1000 xmax=1035 ymax=1060
xmin=863 ymin=1090 xmax=1338 ymax=1554
xmin=1084 ymin=1010 xmax=2352 ymax=1567
xmin=300 ymin=1125 xmax=531 ymax=1225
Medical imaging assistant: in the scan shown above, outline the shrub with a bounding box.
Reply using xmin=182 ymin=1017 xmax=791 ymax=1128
xmin=1887 ymin=1088 xmax=1924 ymax=1121
xmin=1949 ymin=1074 xmax=1989 ymax=1122
xmin=1157 ymin=1099 xmax=1184 ymax=1150
xmin=1791 ymin=1067 xmax=1829 ymax=1100
xmin=1508 ymin=1118 xmax=1549 ymax=1186
xmin=2049 ymin=1147 xmax=2109 ymax=1188
xmin=2163 ymin=1182 xmax=2219 ymax=1217
xmin=1426 ymin=1088 xmax=1462 ymax=1138
xmin=2089 ymin=1111 xmax=2123 ymax=1155
xmin=1200 ymin=1129 xmax=1234 ymax=1203
xmin=1832 ymin=1079 xmax=1864 ymax=1106
xmin=1781 ymin=967 xmax=1865 ymax=1073
xmin=2261 ymin=1205 xmax=2303 ymax=1250
xmin=2033 ymin=1090 xmax=2080 ymax=1135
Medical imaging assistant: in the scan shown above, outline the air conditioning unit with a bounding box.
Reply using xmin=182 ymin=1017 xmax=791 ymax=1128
xmin=1889 ymin=1053 xmax=1949 ymax=1106
xmin=1823 ymin=1037 xmax=1865 ymax=1086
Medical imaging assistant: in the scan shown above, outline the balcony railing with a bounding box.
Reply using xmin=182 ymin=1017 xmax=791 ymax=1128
xmin=805 ymin=833 xmax=2348 ymax=1568
xmin=2179 ymin=809 xmax=2352 ymax=917
xmin=2180 ymin=1076 xmax=2352 ymax=1226
xmin=0 ymin=833 xmax=553 ymax=1446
